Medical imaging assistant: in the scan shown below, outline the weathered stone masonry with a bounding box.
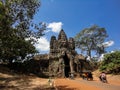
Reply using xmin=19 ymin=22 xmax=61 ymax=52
xmin=34 ymin=29 xmax=92 ymax=78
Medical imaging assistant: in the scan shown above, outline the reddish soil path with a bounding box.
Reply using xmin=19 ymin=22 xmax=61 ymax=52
xmin=0 ymin=72 xmax=120 ymax=90
xmin=55 ymin=78 xmax=101 ymax=90
xmin=55 ymin=76 xmax=120 ymax=90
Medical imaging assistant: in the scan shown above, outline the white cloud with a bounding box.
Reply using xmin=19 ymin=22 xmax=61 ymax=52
xmin=47 ymin=22 xmax=63 ymax=33
xmin=97 ymin=40 xmax=114 ymax=48
xmin=34 ymin=37 xmax=49 ymax=52
xmin=102 ymin=40 xmax=114 ymax=47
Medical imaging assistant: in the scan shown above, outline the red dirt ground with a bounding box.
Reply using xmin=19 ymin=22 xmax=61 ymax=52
xmin=0 ymin=72 xmax=120 ymax=90
xmin=54 ymin=73 xmax=120 ymax=90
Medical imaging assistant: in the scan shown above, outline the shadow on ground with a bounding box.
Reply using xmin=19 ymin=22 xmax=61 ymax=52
xmin=56 ymin=85 xmax=77 ymax=90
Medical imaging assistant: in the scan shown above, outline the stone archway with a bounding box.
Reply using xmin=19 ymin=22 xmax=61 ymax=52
xmin=63 ymin=53 xmax=70 ymax=77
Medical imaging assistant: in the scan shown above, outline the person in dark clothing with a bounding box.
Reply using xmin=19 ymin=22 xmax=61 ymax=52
xmin=87 ymin=72 xmax=93 ymax=80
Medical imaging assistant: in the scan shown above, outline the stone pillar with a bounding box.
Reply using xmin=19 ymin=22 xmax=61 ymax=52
xmin=69 ymin=56 xmax=74 ymax=79
xmin=70 ymin=58 xmax=74 ymax=73
xmin=58 ymin=57 xmax=64 ymax=77
xmin=68 ymin=54 xmax=74 ymax=73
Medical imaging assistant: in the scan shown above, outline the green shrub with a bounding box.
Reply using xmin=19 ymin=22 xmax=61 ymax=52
xmin=99 ymin=51 xmax=120 ymax=74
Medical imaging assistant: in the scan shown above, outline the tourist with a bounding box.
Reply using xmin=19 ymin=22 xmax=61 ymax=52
xmin=88 ymin=72 xmax=93 ymax=80
xmin=99 ymin=72 xmax=108 ymax=83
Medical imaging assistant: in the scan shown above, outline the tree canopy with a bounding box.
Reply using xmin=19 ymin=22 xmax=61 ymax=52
xmin=0 ymin=0 xmax=46 ymax=63
xmin=99 ymin=51 xmax=120 ymax=74
xmin=74 ymin=25 xmax=108 ymax=59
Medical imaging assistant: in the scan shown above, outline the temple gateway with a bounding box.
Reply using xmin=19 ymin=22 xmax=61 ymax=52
xmin=34 ymin=29 xmax=92 ymax=78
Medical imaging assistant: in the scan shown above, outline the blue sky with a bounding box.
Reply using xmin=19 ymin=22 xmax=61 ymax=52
xmin=33 ymin=0 xmax=120 ymax=54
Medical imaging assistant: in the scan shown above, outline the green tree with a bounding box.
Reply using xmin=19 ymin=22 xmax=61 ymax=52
xmin=99 ymin=51 xmax=120 ymax=74
xmin=74 ymin=25 xmax=108 ymax=59
xmin=0 ymin=0 xmax=45 ymax=63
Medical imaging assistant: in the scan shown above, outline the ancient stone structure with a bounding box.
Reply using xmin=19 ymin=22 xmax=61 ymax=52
xmin=34 ymin=29 xmax=92 ymax=78
xmin=49 ymin=29 xmax=76 ymax=77
xmin=48 ymin=29 xmax=92 ymax=77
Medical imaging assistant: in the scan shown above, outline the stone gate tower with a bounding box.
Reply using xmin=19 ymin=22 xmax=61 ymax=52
xmin=49 ymin=29 xmax=77 ymax=77
xmin=34 ymin=29 xmax=92 ymax=78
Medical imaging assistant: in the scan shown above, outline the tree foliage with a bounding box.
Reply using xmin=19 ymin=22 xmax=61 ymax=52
xmin=74 ymin=25 xmax=108 ymax=59
xmin=99 ymin=51 xmax=120 ymax=74
xmin=0 ymin=0 xmax=46 ymax=63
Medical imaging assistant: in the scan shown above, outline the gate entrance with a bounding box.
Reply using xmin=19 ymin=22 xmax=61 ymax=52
xmin=63 ymin=53 xmax=70 ymax=77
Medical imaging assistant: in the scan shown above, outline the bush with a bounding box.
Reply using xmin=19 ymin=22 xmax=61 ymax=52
xmin=99 ymin=51 xmax=120 ymax=74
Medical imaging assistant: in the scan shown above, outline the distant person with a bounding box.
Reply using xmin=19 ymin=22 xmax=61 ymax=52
xmin=82 ymin=72 xmax=88 ymax=80
xmin=69 ymin=72 xmax=74 ymax=79
xmin=99 ymin=72 xmax=108 ymax=83
xmin=48 ymin=77 xmax=55 ymax=87
xmin=88 ymin=72 xmax=93 ymax=80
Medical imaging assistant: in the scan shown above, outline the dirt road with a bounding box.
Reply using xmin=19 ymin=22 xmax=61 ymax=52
xmin=55 ymin=77 xmax=120 ymax=90
xmin=0 ymin=72 xmax=120 ymax=90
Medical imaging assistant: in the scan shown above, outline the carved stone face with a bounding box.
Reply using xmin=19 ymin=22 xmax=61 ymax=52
xmin=61 ymin=35 xmax=67 ymax=41
xmin=58 ymin=30 xmax=68 ymax=41
xmin=62 ymin=41 xmax=67 ymax=47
